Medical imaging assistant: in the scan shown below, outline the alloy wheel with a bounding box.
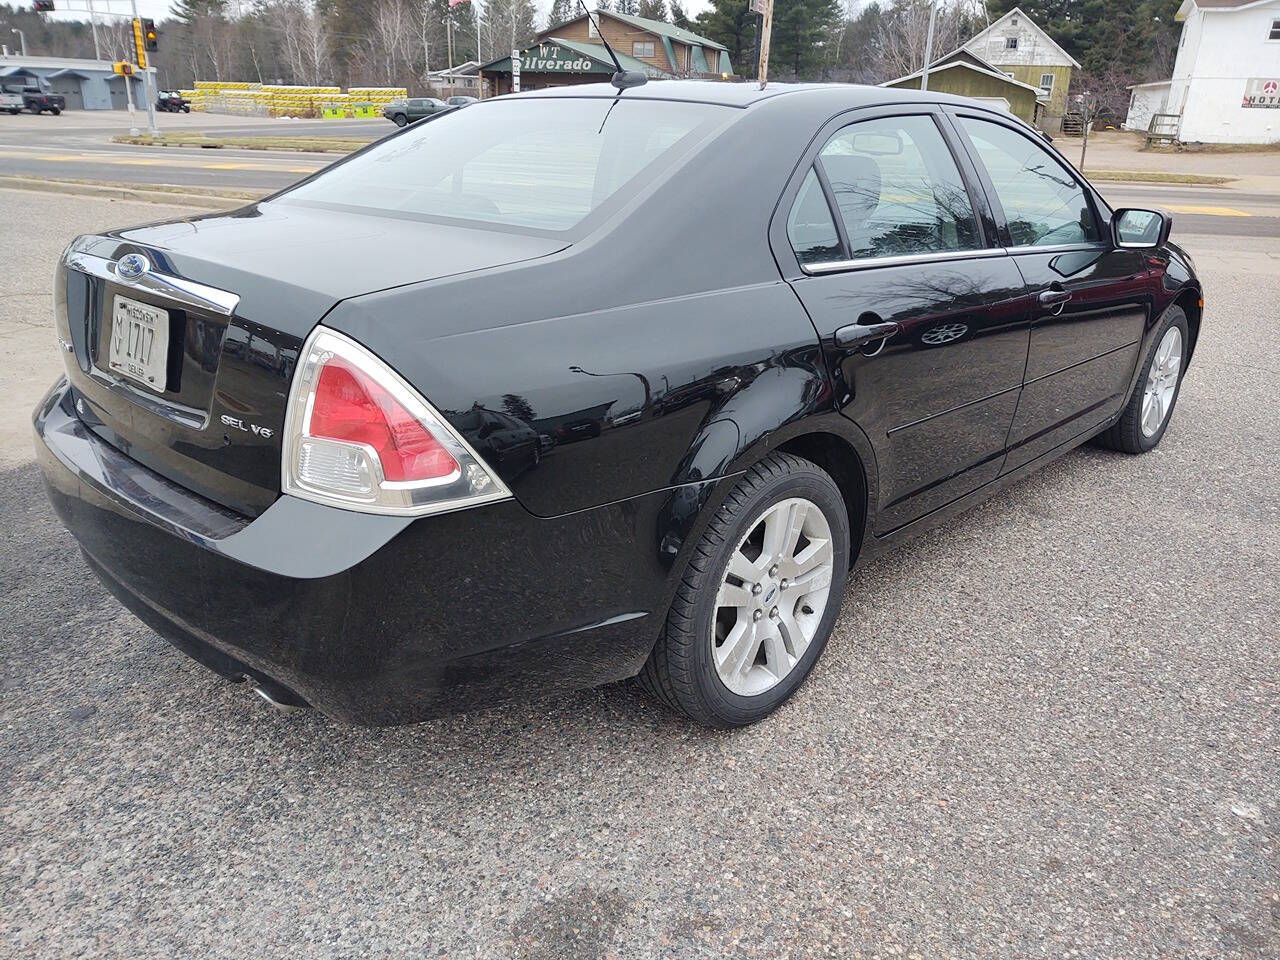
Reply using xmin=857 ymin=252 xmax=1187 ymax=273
xmin=1141 ymin=326 xmax=1183 ymax=437
xmin=712 ymin=497 xmax=836 ymax=697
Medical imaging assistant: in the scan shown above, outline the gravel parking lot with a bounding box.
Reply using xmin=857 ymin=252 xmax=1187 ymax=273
xmin=1 ymin=188 xmax=1276 ymax=959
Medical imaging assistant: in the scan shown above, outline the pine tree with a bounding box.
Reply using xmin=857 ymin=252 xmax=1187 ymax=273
xmin=669 ymin=0 xmax=691 ymax=29
xmin=638 ymin=0 xmax=668 ymax=21
xmin=549 ymin=0 xmax=576 ymax=29
xmin=615 ymin=0 xmax=639 ymax=16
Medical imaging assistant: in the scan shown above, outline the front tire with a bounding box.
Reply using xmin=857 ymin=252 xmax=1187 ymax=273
xmin=393 ymin=113 xmax=408 ymax=127
xmin=638 ymin=453 xmax=850 ymax=727
xmin=1096 ymin=305 xmax=1189 ymax=454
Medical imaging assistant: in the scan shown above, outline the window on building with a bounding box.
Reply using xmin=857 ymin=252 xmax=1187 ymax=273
xmin=1005 ymin=36 xmax=1019 ymax=50
xmin=633 ymin=41 xmax=655 ymax=58
xmin=1269 ymin=19 xmax=1280 ymax=40
xmin=1040 ymin=73 xmax=1054 ymax=95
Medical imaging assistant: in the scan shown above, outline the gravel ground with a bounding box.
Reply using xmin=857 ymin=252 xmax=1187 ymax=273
xmin=1 ymin=190 xmax=1276 ymax=959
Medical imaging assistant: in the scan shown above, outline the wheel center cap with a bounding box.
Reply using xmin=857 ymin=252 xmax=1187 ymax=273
xmin=763 ymin=583 xmax=778 ymax=605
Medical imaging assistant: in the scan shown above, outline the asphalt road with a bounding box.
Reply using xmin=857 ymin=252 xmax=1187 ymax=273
xmin=1 ymin=189 xmax=1277 ymax=959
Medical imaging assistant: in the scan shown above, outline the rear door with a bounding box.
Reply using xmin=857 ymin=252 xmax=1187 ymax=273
xmin=773 ymin=106 xmax=1033 ymax=533
xmin=946 ymin=110 xmax=1151 ymax=471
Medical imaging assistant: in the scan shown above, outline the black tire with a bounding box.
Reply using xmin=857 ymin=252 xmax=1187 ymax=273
xmin=637 ymin=452 xmax=851 ymax=727
xmin=50 ymin=107 xmax=60 ymax=116
xmin=183 ymin=105 xmax=190 ymax=113
xmin=393 ymin=113 xmax=408 ymax=127
xmin=1095 ymin=305 xmax=1189 ymax=454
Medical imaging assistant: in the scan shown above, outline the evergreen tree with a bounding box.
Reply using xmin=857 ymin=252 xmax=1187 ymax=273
xmin=772 ymin=0 xmax=840 ymax=77
xmin=693 ymin=0 xmax=756 ymax=74
xmin=173 ymin=0 xmax=227 ymax=23
xmin=615 ymin=0 xmax=639 ymax=15
xmin=669 ymin=0 xmax=691 ymax=29
xmin=638 ymin=0 xmax=668 ymax=21
xmin=548 ymin=0 xmax=576 ymax=29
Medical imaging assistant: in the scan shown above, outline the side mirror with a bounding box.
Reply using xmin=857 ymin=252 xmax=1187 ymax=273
xmin=1112 ymin=208 xmax=1172 ymax=249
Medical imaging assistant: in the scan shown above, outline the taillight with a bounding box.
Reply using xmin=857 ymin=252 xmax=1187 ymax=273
xmin=282 ymin=326 xmax=509 ymax=516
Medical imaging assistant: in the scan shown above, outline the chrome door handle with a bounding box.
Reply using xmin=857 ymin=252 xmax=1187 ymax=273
xmin=1038 ymin=288 xmax=1072 ymax=306
xmin=834 ymin=321 xmax=900 ymax=349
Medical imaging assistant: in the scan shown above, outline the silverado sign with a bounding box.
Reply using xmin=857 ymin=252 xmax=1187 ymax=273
xmin=515 ymin=43 xmax=606 ymax=73
xmin=1242 ymin=78 xmax=1280 ymax=109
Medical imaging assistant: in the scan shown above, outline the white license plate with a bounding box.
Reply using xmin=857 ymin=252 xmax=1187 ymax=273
xmin=109 ymin=295 xmax=169 ymax=390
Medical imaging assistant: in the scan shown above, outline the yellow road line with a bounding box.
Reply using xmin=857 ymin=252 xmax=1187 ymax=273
xmin=1163 ymin=204 xmax=1251 ymax=217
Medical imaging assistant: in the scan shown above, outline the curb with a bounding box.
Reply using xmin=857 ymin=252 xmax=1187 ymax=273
xmin=0 ymin=176 xmax=255 ymax=209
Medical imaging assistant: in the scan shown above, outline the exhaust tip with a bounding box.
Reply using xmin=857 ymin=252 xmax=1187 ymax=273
xmin=241 ymin=674 xmax=309 ymax=714
xmin=253 ymin=684 xmax=307 ymax=713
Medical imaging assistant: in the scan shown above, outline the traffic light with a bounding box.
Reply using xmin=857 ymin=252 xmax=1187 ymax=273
xmin=142 ymin=18 xmax=158 ymax=52
xmin=112 ymin=61 xmax=134 ymax=77
xmin=33 ymin=1 xmax=55 ymax=11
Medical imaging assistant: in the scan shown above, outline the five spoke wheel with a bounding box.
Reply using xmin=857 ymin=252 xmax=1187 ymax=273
xmin=712 ymin=497 xmax=835 ymax=696
xmin=1141 ymin=325 xmax=1183 ymax=438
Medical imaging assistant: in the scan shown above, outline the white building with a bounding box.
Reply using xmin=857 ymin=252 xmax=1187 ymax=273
xmin=1164 ymin=0 xmax=1280 ymax=143
xmin=1124 ymin=79 xmax=1174 ymax=131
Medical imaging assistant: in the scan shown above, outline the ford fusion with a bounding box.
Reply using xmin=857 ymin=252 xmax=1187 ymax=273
xmin=34 ymin=82 xmax=1201 ymax=727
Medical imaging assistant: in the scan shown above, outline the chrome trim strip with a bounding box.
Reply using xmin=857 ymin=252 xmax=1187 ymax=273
xmin=1003 ymin=242 xmax=1109 ymax=256
xmin=65 ymin=251 xmax=240 ymax=317
xmin=802 ymin=247 xmax=1007 ymax=275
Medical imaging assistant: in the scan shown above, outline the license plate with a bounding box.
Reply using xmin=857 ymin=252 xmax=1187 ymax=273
xmin=109 ymin=295 xmax=169 ymax=391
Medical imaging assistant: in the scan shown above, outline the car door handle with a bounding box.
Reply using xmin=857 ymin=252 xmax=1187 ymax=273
xmin=834 ymin=321 xmax=900 ymax=349
xmin=1038 ymin=288 xmax=1072 ymax=307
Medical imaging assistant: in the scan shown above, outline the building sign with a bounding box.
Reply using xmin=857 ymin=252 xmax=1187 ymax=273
xmin=1243 ymin=78 xmax=1280 ymax=109
xmin=511 ymin=49 xmax=520 ymax=92
xmin=514 ymin=43 xmax=602 ymax=73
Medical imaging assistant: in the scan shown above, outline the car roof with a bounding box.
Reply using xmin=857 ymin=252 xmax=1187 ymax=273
xmin=501 ymin=79 xmax=981 ymax=111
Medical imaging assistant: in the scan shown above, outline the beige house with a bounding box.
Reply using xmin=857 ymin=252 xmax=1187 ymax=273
xmin=962 ymin=7 xmax=1080 ymax=129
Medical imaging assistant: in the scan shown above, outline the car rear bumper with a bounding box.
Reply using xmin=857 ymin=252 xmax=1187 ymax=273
xmin=34 ymin=378 xmax=717 ymax=725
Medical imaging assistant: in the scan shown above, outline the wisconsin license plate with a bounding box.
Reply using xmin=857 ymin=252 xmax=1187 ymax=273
xmin=109 ymin=295 xmax=169 ymax=390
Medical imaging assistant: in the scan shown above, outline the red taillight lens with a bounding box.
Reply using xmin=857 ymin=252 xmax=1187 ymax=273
xmin=310 ymin=355 xmax=458 ymax=482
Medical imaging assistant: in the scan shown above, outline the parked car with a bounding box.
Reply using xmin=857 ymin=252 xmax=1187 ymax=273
xmin=1 ymin=79 xmax=63 ymax=115
xmin=382 ymin=96 xmax=448 ymax=126
xmin=446 ymin=95 xmax=478 ymax=107
xmin=157 ymin=90 xmax=191 ymax=113
xmin=35 ymin=82 xmax=1201 ymax=728
xmin=0 ymin=90 xmax=22 ymax=114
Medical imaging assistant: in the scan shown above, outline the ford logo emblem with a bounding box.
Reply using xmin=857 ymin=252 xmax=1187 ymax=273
xmin=117 ymin=253 xmax=150 ymax=280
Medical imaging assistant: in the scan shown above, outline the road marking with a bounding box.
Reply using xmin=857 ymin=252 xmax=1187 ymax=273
xmin=0 ymin=148 xmax=319 ymax=174
xmin=1163 ymin=204 xmax=1251 ymax=217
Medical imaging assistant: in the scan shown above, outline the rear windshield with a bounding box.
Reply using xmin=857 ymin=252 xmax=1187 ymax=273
xmin=283 ymin=97 xmax=730 ymax=233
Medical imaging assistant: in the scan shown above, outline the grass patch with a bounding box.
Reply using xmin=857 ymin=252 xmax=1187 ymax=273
xmin=112 ymin=133 xmax=371 ymax=153
xmin=1082 ymin=170 xmax=1235 ymax=186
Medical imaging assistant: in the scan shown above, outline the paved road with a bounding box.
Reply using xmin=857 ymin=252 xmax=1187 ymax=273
xmin=1 ymin=188 xmax=1276 ymax=958
xmin=1 ymin=124 xmax=1277 ymax=237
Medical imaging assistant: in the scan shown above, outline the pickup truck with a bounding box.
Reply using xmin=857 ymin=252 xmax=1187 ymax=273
xmin=0 ymin=82 xmax=65 ymax=115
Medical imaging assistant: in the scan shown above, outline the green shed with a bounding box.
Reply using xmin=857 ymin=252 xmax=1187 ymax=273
xmin=883 ymin=60 xmax=1045 ymax=125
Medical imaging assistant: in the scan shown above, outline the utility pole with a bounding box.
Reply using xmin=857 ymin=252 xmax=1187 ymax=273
xmin=88 ymin=0 xmax=102 ymax=61
xmin=756 ymin=0 xmax=774 ymax=89
xmin=129 ymin=2 xmax=160 ymax=137
xmin=920 ymin=0 xmax=938 ymax=91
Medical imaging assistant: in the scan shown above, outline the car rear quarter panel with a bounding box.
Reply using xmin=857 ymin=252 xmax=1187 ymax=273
xmin=325 ymin=97 xmax=847 ymax=518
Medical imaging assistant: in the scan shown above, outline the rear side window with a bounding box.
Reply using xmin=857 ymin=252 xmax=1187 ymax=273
xmin=284 ymin=98 xmax=728 ymax=234
xmin=958 ymin=116 xmax=1100 ymax=247
xmin=786 ymin=169 xmax=842 ymax=266
xmin=816 ymin=115 xmax=980 ymax=261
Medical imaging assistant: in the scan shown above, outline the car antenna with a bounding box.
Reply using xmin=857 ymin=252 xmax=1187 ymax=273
xmin=577 ymin=2 xmax=648 ymax=92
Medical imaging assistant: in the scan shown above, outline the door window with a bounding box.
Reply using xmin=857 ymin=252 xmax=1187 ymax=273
xmin=816 ymin=115 xmax=980 ymax=261
xmin=958 ymin=116 xmax=1100 ymax=247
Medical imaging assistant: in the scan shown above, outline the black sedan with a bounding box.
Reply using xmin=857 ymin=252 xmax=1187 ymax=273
xmin=34 ymin=82 xmax=1201 ymax=727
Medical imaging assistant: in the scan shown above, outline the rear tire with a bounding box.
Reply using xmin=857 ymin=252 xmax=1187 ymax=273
xmin=1095 ymin=305 xmax=1189 ymax=454
xmin=393 ymin=113 xmax=408 ymax=127
xmin=50 ymin=107 xmax=61 ymax=116
xmin=638 ymin=452 xmax=850 ymax=727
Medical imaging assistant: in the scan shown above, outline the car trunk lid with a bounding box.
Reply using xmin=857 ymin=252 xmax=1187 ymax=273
xmin=57 ymin=202 xmax=566 ymax=518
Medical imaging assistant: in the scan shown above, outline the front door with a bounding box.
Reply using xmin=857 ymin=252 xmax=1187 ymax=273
xmin=947 ymin=111 xmax=1151 ymax=471
xmin=776 ymin=109 xmax=1033 ymax=533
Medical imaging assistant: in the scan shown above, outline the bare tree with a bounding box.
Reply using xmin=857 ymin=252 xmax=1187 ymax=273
xmin=874 ymin=0 xmax=973 ymax=81
xmin=1072 ymin=66 xmax=1135 ymax=170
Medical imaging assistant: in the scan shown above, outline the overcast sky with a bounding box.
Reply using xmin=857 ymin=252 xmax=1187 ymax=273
xmin=47 ymin=0 xmax=718 ymax=25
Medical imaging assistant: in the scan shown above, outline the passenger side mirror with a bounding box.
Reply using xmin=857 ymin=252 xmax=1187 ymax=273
xmin=1112 ymin=208 xmax=1171 ymax=249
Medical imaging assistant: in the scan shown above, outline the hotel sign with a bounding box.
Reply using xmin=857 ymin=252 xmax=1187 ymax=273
xmin=1243 ymin=78 xmax=1280 ymax=109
